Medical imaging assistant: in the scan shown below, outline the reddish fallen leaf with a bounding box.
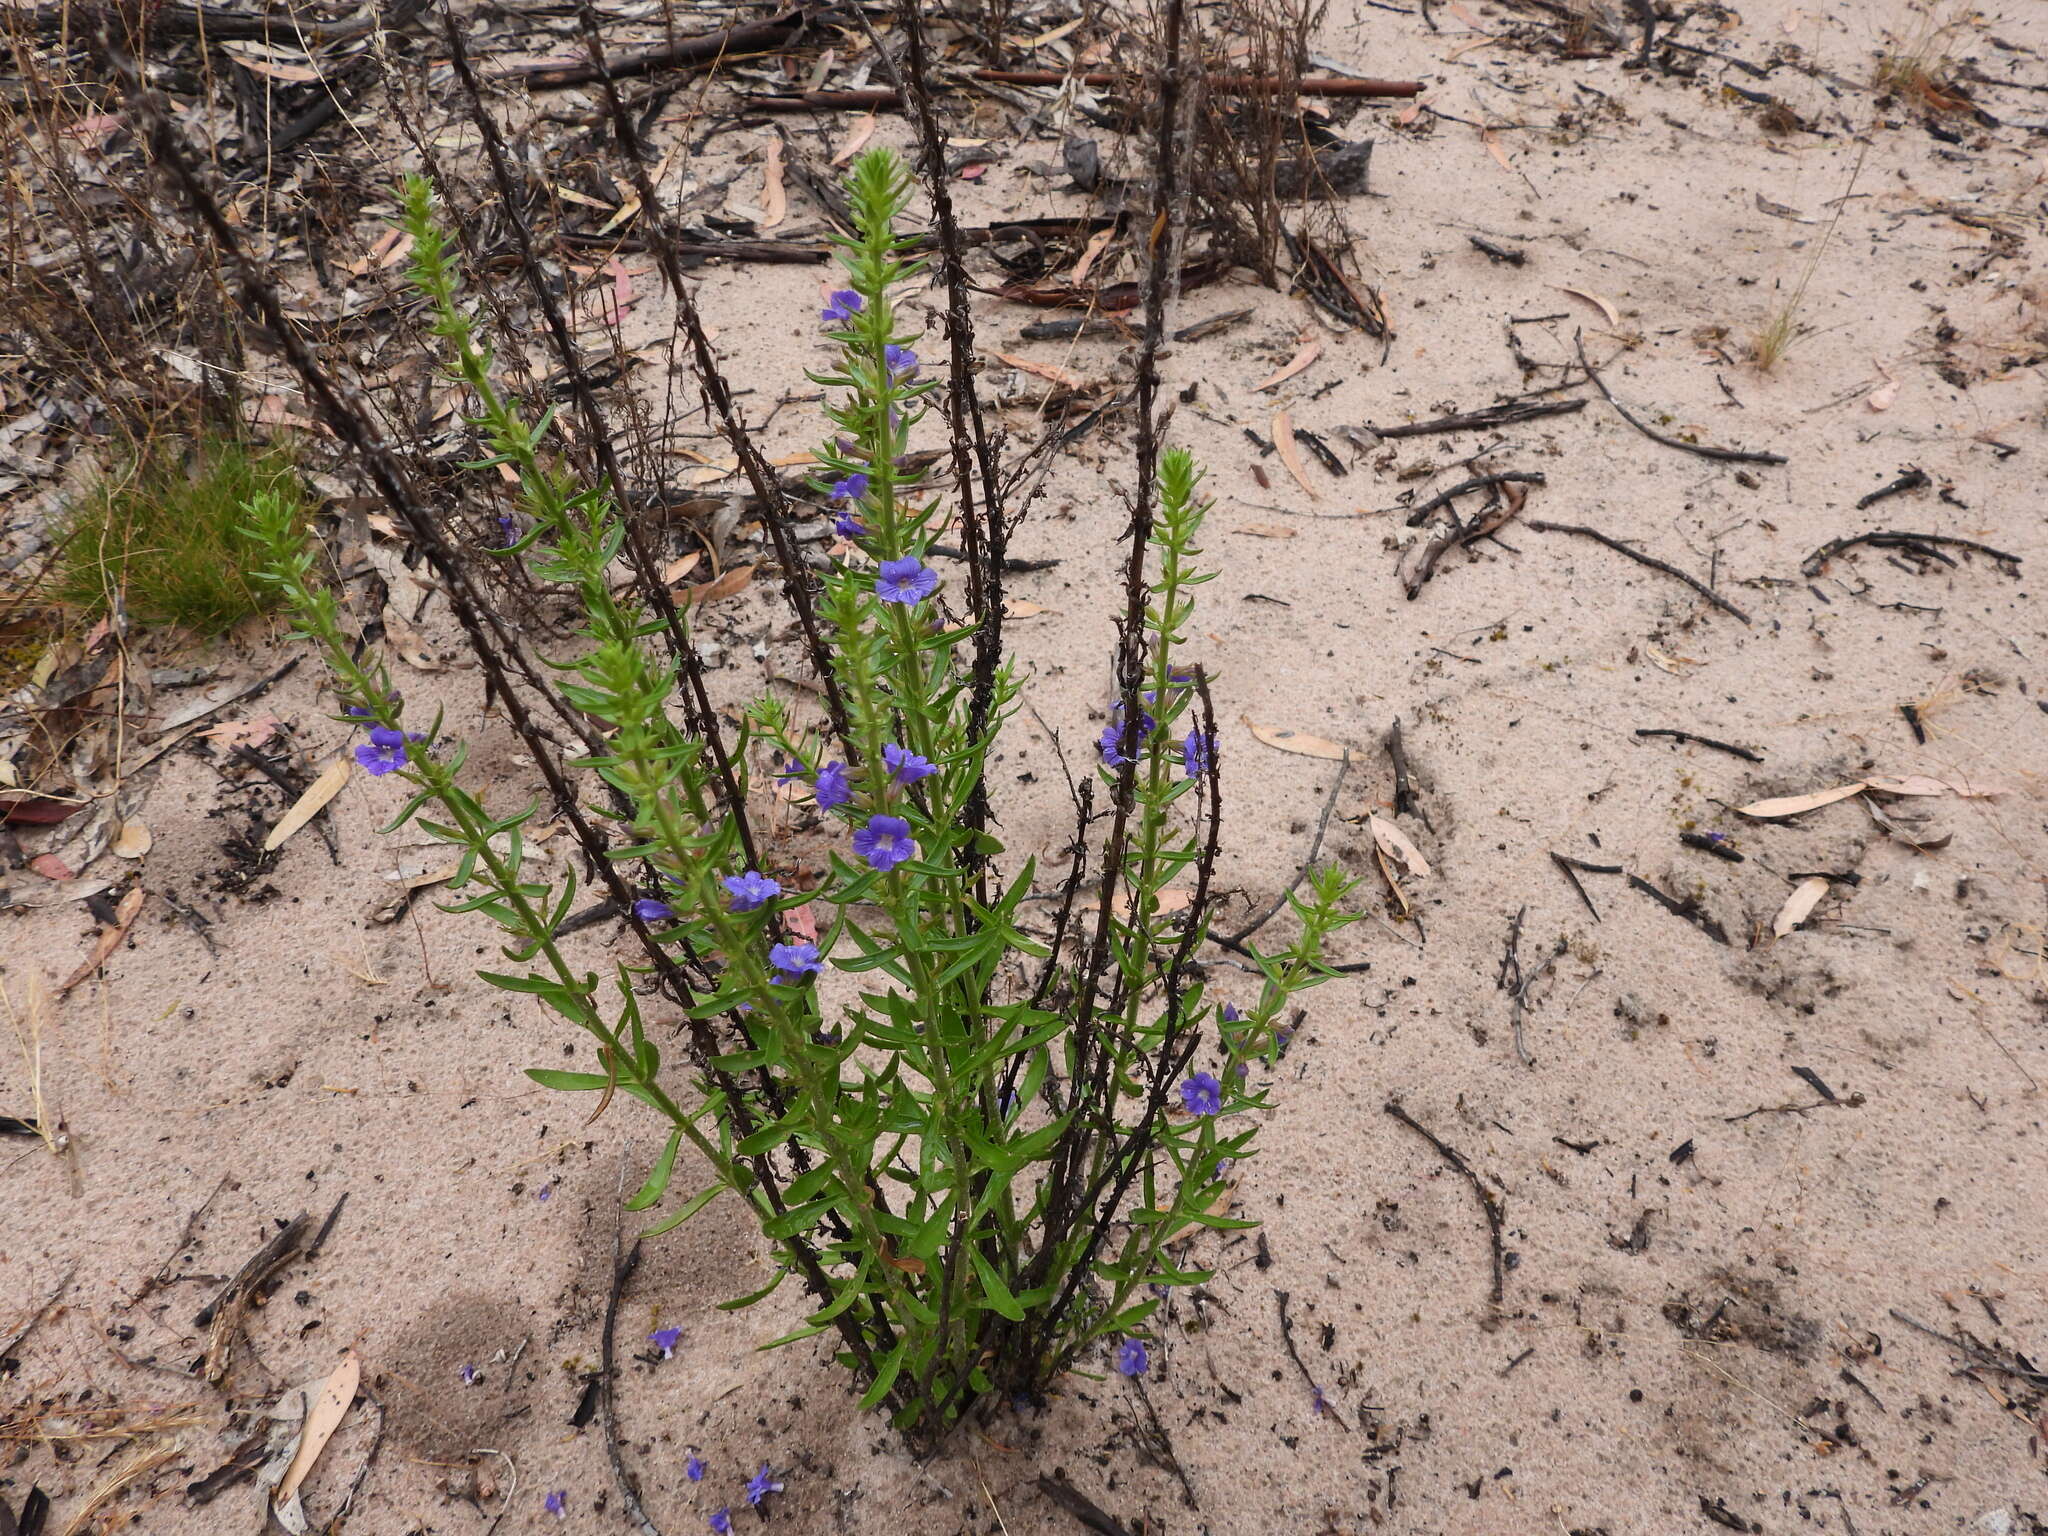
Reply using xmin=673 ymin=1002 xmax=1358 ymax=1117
xmin=679 ymin=565 xmax=755 ymax=606
xmin=29 ymin=853 xmax=78 ymax=880
xmin=993 ymin=352 xmax=1088 ymax=391
xmin=1252 ymin=336 xmax=1322 ymax=394
xmin=58 ymin=886 xmax=144 ymax=995
xmin=1271 ymin=410 xmax=1320 ymax=501
xmin=1 ymin=797 xmax=84 ymax=827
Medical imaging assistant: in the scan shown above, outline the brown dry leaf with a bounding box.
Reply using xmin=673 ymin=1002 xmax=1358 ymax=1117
xmin=1736 ymin=782 xmax=1866 ymax=820
xmin=760 ymin=136 xmax=787 ymax=229
xmin=264 ymin=759 xmax=351 ymax=853
xmin=1369 ymin=815 xmax=1432 ymax=879
xmin=1862 ymin=774 xmax=1952 ymax=797
xmin=832 ymin=112 xmax=879 ymax=167
xmin=1069 ymin=226 xmax=1117 ymax=287
xmin=201 ymin=714 xmax=283 ymax=750
xmin=1396 ymin=96 xmax=1425 ymax=127
xmin=1004 ymin=599 xmax=1049 ymax=619
xmin=1234 ymin=523 xmax=1298 ymax=539
xmin=1243 ymin=718 xmax=1351 ymax=761
xmin=882 ymin=1251 xmax=927 ymax=1276
xmin=1481 ymin=128 xmax=1513 ymax=174
xmin=1169 ymin=1179 xmax=1238 ymax=1248
xmin=993 ymin=352 xmax=1087 ymax=391
xmin=219 ymin=43 xmax=324 ymax=81
xmin=661 ymin=552 xmax=702 ymax=585
xmin=365 ymin=512 xmax=401 ymax=538
xmin=29 ymin=853 xmax=77 ymax=881
xmin=1640 ymin=642 xmax=1699 ymax=675
xmin=1557 ymin=285 xmax=1621 ymax=327
xmin=1375 ymin=845 xmax=1411 ymax=917
xmin=110 ymin=820 xmax=152 ymax=859
xmin=381 ymin=606 xmax=443 ymax=672
xmin=58 ymin=886 xmax=145 ymax=996
xmin=1270 ymin=411 xmax=1320 ymax=501
xmin=274 ymin=1350 xmax=360 ymax=1514
xmin=1772 ymin=876 xmax=1830 ymax=938
xmin=1252 ymin=336 xmax=1322 ymax=393
xmin=679 ymin=565 xmax=754 ymax=607
xmin=1154 ymin=887 xmax=1194 ymax=915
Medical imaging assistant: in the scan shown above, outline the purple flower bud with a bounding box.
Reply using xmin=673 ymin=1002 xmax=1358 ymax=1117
xmin=544 ymin=1489 xmax=568 ymax=1519
xmin=815 ymin=760 xmax=852 ymax=810
xmin=882 ymin=743 xmax=936 ymax=786
xmin=884 ymin=343 xmax=919 ymax=379
xmin=634 ymin=898 xmax=675 ymax=923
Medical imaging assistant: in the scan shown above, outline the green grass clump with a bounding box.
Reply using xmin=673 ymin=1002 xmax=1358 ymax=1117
xmin=55 ymin=434 xmax=306 ymax=636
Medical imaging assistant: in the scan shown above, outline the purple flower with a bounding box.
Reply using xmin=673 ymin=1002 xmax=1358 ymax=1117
xmin=1181 ymin=730 xmax=1213 ymax=778
xmin=1180 ymin=1071 xmax=1222 ymax=1117
xmin=745 ymin=1463 xmax=784 ymax=1507
xmin=770 ymin=941 xmax=824 ymax=986
xmin=883 ymin=743 xmax=936 ymax=786
xmin=884 ymin=343 xmax=919 ymax=379
xmin=634 ymin=898 xmax=675 ymax=923
xmin=815 ymin=759 xmax=852 ymax=810
xmin=778 ymin=756 xmax=807 ymax=781
xmin=354 ymin=725 xmax=411 ymax=777
xmin=460 ymin=1363 xmax=480 ymax=1385
xmin=545 ymin=1489 xmax=568 ymax=1519
xmin=1221 ymin=1003 xmax=1244 ymax=1023
xmin=853 ymin=813 xmax=916 ymax=873
xmin=342 ymin=704 xmax=372 ymax=718
xmin=723 ymin=870 xmax=781 ymax=913
xmin=649 ymin=1326 xmax=681 ymax=1358
xmin=875 ymin=557 xmax=938 ymax=606
xmin=1116 ymin=1338 xmax=1149 ymax=1377
xmin=834 ymin=509 xmax=868 ymax=538
xmin=536 ymin=1182 xmax=554 ymax=1202
xmin=831 ymin=472 xmax=869 ymax=502
xmin=495 ymin=513 xmax=518 ymax=548
xmin=685 ymin=1454 xmax=705 ymax=1483
xmin=821 ymin=289 xmax=863 ymax=324
xmin=1098 ymin=702 xmax=1156 ymax=768
xmin=709 ymin=1510 xmax=732 ymax=1535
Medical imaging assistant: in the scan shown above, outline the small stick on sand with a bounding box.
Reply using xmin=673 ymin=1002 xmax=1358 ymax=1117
xmin=1575 ymin=333 xmax=1788 ymax=466
xmin=1383 ymin=1102 xmax=1506 ymax=1306
xmin=1525 ymin=520 xmax=1750 ymax=623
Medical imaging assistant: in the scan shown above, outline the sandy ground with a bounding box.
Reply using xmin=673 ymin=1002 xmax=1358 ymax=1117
xmin=7 ymin=1 xmax=2048 ymax=1532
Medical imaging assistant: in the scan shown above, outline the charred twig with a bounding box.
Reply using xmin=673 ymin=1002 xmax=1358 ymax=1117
xmin=1575 ymin=334 xmax=1787 ymax=466
xmin=1385 ymin=718 xmax=1430 ymax=830
xmin=1854 ymin=467 xmax=1931 ymax=510
xmin=1800 ymin=530 xmax=2021 ymax=579
xmin=1627 ymin=875 xmax=1730 ymax=946
xmin=1373 ymin=400 xmax=1581 ymax=439
xmin=1525 ymin=520 xmax=1750 ymax=623
xmin=1035 ymin=1475 xmax=1135 ymax=1536
xmin=1680 ymin=831 xmax=1743 ymax=863
xmin=974 ymin=68 xmax=1422 ymax=97
xmin=1400 ymin=472 xmax=1546 ymax=527
xmin=199 ymin=1212 xmax=313 ymax=1382
xmin=1467 ymin=234 xmax=1527 ymax=266
xmin=507 ymin=5 xmax=815 ymax=88
xmin=1633 ymin=728 xmax=1762 ymax=763
xmin=1900 ymin=702 xmax=1926 ymax=744
xmin=601 ymin=1225 xmax=662 ymax=1536
xmin=1383 ymin=1101 xmax=1506 ymax=1306
xmin=1887 ymin=1309 xmax=2048 ymax=1391
xmin=1404 ymin=479 xmax=1533 ymax=599
xmin=1275 ymin=1290 xmax=1350 ymax=1430
xmin=1548 ymin=852 xmax=1615 ymax=921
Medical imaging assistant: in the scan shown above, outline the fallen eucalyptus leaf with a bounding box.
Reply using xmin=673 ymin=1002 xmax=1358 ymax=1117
xmin=1772 ymin=876 xmax=1830 ymax=937
xmin=1242 ymin=718 xmax=1351 ymax=761
xmin=1736 ymin=782 xmax=1866 ymax=819
xmin=264 ymin=759 xmax=350 ymax=852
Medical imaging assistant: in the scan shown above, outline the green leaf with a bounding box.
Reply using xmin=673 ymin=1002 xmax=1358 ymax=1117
xmin=718 ymin=1267 xmax=788 ymax=1311
xmin=968 ymin=1250 xmax=1026 ymax=1321
xmin=526 ymin=1068 xmax=610 ymax=1091
xmin=624 ymin=1128 xmax=683 ymax=1211
xmin=640 ymin=1183 xmax=722 ymax=1238
xmin=856 ymin=1341 xmax=907 ymax=1411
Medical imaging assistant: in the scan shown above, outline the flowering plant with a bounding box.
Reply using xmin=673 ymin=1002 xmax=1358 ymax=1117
xmin=243 ymin=147 xmax=1356 ymax=1443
